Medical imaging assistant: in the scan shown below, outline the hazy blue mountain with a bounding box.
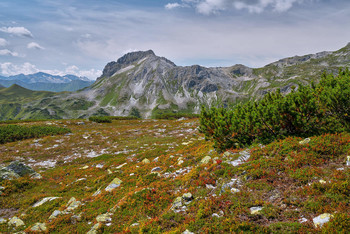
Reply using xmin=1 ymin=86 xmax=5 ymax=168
xmin=0 ymin=72 xmax=94 ymax=92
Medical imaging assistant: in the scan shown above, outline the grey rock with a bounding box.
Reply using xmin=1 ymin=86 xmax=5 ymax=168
xmin=313 ymin=213 xmax=333 ymax=227
xmin=200 ymin=156 xmax=211 ymax=164
xmin=30 ymin=222 xmax=47 ymax=232
xmin=0 ymin=168 xmax=19 ymax=180
xmin=250 ymin=206 xmax=263 ymax=215
xmin=87 ymin=223 xmax=101 ymax=234
xmin=65 ymin=197 xmax=82 ymax=211
xmin=49 ymin=210 xmax=62 ymax=220
xmin=33 ymin=197 xmax=60 ymax=207
xmin=105 ymin=178 xmax=122 ymax=191
xmin=8 ymin=216 xmax=25 ymax=227
xmin=151 ymin=167 xmax=162 ymax=172
xmin=96 ymin=213 xmax=112 ymax=223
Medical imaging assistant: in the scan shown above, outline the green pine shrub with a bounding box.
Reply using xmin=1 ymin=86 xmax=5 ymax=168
xmin=88 ymin=116 xmax=112 ymax=123
xmin=0 ymin=125 xmax=71 ymax=144
xmin=200 ymin=69 xmax=350 ymax=151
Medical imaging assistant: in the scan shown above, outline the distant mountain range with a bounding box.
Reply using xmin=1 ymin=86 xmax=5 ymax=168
xmin=0 ymin=43 xmax=350 ymax=120
xmin=0 ymin=72 xmax=94 ymax=92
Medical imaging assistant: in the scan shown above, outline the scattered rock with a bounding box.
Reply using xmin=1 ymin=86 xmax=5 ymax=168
xmin=80 ymin=166 xmax=89 ymax=170
xmin=183 ymin=229 xmax=195 ymax=234
xmin=231 ymin=188 xmax=240 ymax=193
xmin=116 ymin=162 xmax=127 ymax=169
xmin=76 ymin=122 xmax=85 ymax=125
xmin=299 ymin=138 xmax=310 ymax=145
xmin=30 ymin=222 xmax=47 ymax=232
xmin=200 ymin=156 xmax=211 ymax=164
xmin=212 ymin=210 xmax=224 ymax=218
xmin=71 ymin=213 xmax=82 ymax=224
xmin=223 ymin=151 xmax=234 ymax=157
xmin=346 ymin=156 xmax=350 ymax=166
xmin=142 ymin=158 xmax=150 ymax=164
xmin=0 ymin=186 xmax=4 ymax=195
xmin=87 ymin=223 xmax=101 ymax=234
xmin=250 ymin=207 xmax=263 ymax=215
xmin=182 ymin=193 xmax=193 ymax=202
xmin=130 ymin=222 xmax=139 ymax=227
xmin=96 ymin=213 xmax=112 ymax=223
xmin=153 ymin=157 xmax=159 ymax=162
xmin=0 ymin=218 xmax=7 ymax=224
xmin=49 ymin=210 xmax=61 ymax=220
xmin=0 ymin=167 xmax=20 ymax=180
xmin=8 ymin=216 xmax=25 ymax=227
xmin=151 ymin=167 xmax=162 ymax=173
xmin=92 ymin=188 xmax=102 ymax=197
xmin=6 ymin=161 xmax=35 ymax=177
xmin=33 ymin=197 xmax=60 ymax=207
xmin=299 ymin=217 xmax=308 ymax=223
xmin=105 ymin=178 xmax=122 ymax=191
xmin=65 ymin=197 xmax=82 ymax=212
xmin=319 ymin=179 xmax=326 ymax=184
xmin=221 ymin=179 xmax=238 ymax=193
xmin=227 ymin=150 xmax=250 ymax=166
xmin=313 ymin=213 xmax=333 ymax=227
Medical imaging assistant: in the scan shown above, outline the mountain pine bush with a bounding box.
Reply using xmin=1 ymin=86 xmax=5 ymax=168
xmin=200 ymin=69 xmax=350 ymax=151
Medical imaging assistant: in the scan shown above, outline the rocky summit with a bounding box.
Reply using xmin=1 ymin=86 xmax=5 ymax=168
xmin=1 ymin=43 xmax=350 ymax=120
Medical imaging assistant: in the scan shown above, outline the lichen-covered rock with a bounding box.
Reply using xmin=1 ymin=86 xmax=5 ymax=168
xmin=0 ymin=167 xmax=19 ymax=180
xmin=49 ymin=210 xmax=62 ymax=220
xmin=6 ymin=161 xmax=35 ymax=177
xmin=200 ymin=156 xmax=211 ymax=164
xmin=183 ymin=229 xmax=195 ymax=234
xmin=299 ymin=138 xmax=310 ymax=145
xmin=33 ymin=197 xmax=60 ymax=207
xmin=87 ymin=223 xmax=101 ymax=234
xmin=96 ymin=213 xmax=112 ymax=223
xmin=142 ymin=158 xmax=150 ymax=164
xmin=30 ymin=222 xmax=47 ymax=232
xmin=8 ymin=216 xmax=25 ymax=227
xmin=105 ymin=178 xmax=122 ymax=191
xmin=66 ymin=197 xmax=82 ymax=211
xmin=151 ymin=167 xmax=162 ymax=173
xmin=182 ymin=193 xmax=193 ymax=202
xmin=313 ymin=213 xmax=333 ymax=227
xmin=250 ymin=207 xmax=263 ymax=215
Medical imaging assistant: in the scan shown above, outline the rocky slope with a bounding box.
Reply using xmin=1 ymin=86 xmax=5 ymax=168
xmin=1 ymin=43 xmax=350 ymax=120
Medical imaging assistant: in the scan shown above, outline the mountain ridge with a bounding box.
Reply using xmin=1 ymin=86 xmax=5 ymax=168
xmin=1 ymin=43 xmax=350 ymax=120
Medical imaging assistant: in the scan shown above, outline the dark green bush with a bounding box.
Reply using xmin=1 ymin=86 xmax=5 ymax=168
xmin=108 ymin=116 xmax=140 ymax=120
xmin=154 ymin=112 xmax=199 ymax=120
xmin=0 ymin=125 xmax=71 ymax=144
xmin=88 ymin=116 xmax=112 ymax=123
xmin=200 ymin=69 xmax=350 ymax=151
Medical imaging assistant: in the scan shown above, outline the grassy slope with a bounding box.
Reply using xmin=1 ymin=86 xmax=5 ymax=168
xmin=0 ymin=84 xmax=55 ymax=104
xmin=0 ymin=119 xmax=349 ymax=233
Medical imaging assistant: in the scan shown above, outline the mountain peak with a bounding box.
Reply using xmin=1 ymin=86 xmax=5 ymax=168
xmin=116 ymin=50 xmax=155 ymax=65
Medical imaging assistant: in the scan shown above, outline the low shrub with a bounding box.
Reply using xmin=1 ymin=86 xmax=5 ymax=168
xmin=0 ymin=125 xmax=71 ymax=144
xmin=88 ymin=116 xmax=112 ymax=123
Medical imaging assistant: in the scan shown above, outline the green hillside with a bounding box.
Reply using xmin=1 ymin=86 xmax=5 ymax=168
xmin=0 ymin=84 xmax=56 ymax=104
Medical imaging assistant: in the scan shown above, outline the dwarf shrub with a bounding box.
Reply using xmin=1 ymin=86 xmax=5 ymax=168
xmin=200 ymin=69 xmax=350 ymax=151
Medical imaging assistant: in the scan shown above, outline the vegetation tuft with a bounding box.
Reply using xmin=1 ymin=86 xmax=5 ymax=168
xmin=0 ymin=125 xmax=71 ymax=144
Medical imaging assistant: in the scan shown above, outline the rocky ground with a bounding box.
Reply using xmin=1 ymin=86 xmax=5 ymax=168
xmin=0 ymin=119 xmax=349 ymax=233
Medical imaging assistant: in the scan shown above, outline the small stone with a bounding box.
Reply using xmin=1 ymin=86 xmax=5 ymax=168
xmin=231 ymin=188 xmax=240 ymax=193
xmin=299 ymin=138 xmax=310 ymax=145
xmin=116 ymin=163 xmax=127 ymax=169
xmin=33 ymin=197 xmax=60 ymax=207
xmin=0 ymin=218 xmax=7 ymax=224
xmin=92 ymin=188 xmax=102 ymax=197
xmin=130 ymin=222 xmax=139 ymax=227
xmin=313 ymin=213 xmax=333 ymax=227
xmin=142 ymin=158 xmax=150 ymax=164
xmin=49 ymin=210 xmax=61 ymax=220
xmin=105 ymin=178 xmax=122 ymax=191
xmin=76 ymin=122 xmax=85 ymax=125
xmin=65 ymin=197 xmax=81 ymax=211
xmin=31 ymin=172 xmax=42 ymax=179
xmin=71 ymin=213 xmax=82 ymax=224
xmin=107 ymin=169 xmax=113 ymax=174
xmin=8 ymin=216 xmax=25 ymax=227
xmin=182 ymin=193 xmax=193 ymax=202
xmin=183 ymin=229 xmax=194 ymax=234
xmin=96 ymin=213 xmax=112 ymax=223
xmin=171 ymin=197 xmax=183 ymax=209
xmin=346 ymin=156 xmax=350 ymax=166
xmin=153 ymin=157 xmax=159 ymax=162
xmin=200 ymin=156 xmax=211 ymax=164
xmin=96 ymin=164 xmax=104 ymax=168
xmin=177 ymin=160 xmax=184 ymax=165
xmin=80 ymin=165 xmax=89 ymax=169
xmin=250 ymin=206 xmax=263 ymax=215
xmin=151 ymin=167 xmax=162 ymax=173
xmin=87 ymin=223 xmax=101 ymax=234
xmin=319 ymin=179 xmax=326 ymax=184
xmin=299 ymin=217 xmax=308 ymax=223
xmin=30 ymin=222 xmax=47 ymax=232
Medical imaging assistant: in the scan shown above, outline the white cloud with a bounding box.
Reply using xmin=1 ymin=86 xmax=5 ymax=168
xmin=165 ymin=3 xmax=183 ymax=10
xmin=0 ymin=49 xmax=19 ymax=57
xmin=0 ymin=62 xmax=37 ymax=76
xmin=0 ymin=26 xmax=33 ymax=38
xmin=171 ymin=0 xmax=307 ymax=15
xmin=0 ymin=62 xmax=100 ymax=79
xmin=0 ymin=38 xmax=8 ymax=47
xmin=27 ymin=42 xmax=45 ymax=50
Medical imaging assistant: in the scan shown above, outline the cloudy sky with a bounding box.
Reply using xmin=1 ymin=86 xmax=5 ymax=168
xmin=0 ymin=0 xmax=349 ymax=80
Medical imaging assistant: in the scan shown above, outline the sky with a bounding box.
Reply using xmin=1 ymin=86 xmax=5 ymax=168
xmin=0 ymin=0 xmax=350 ymax=80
